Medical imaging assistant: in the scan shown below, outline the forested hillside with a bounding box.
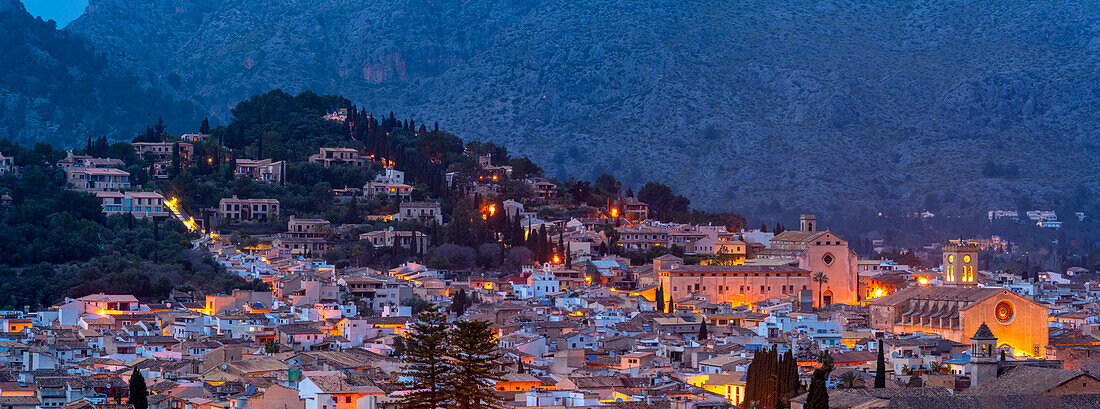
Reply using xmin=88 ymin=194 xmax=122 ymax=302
xmin=0 ymin=0 xmax=201 ymax=145
xmin=7 ymin=0 xmax=1100 ymax=219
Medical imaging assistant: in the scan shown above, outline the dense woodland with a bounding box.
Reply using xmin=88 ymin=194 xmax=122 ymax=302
xmin=0 ymin=140 xmax=266 ymax=310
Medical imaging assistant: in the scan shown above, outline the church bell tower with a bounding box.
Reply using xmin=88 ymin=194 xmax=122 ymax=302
xmin=800 ymin=214 xmax=817 ymax=232
xmin=965 ymin=322 xmax=999 ymax=386
xmin=942 ymin=243 xmax=979 ymax=286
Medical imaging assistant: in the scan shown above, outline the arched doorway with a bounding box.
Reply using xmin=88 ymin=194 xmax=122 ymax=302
xmin=823 ymin=290 xmax=834 ymax=306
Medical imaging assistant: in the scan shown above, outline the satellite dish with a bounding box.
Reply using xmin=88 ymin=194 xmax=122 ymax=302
xmin=221 ymin=364 xmax=228 ymax=370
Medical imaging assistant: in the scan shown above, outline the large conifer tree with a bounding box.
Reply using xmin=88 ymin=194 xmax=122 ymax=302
xmin=449 ymin=320 xmax=505 ymax=409
xmin=399 ymin=307 xmax=452 ymax=409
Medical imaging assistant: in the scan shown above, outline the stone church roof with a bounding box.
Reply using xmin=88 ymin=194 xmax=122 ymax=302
xmin=867 ymin=286 xmax=1005 ymax=307
xmin=769 ymin=230 xmax=827 ymax=243
xmin=959 ymin=366 xmax=1097 ymax=396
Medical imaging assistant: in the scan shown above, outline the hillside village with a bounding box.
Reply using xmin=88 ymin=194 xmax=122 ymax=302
xmin=0 ymin=100 xmax=1099 ymax=409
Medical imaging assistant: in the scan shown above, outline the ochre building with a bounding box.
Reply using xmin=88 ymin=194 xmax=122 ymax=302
xmin=868 ymin=286 xmax=1049 ymax=358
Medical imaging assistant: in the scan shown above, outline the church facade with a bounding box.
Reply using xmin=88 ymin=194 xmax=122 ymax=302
xmin=868 ymin=286 xmax=1049 ymax=358
xmin=655 ymin=257 xmax=811 ymax=309
xmin=756 ymin=214 xmax=859 ymax=307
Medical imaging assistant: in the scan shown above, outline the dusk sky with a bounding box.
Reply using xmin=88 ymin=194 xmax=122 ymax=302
xmin=22 ymin=0 xmax=87 ymax=27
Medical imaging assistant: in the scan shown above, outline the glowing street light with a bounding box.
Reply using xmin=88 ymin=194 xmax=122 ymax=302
xmin=610 ymin=208 xmax=619 ymax=218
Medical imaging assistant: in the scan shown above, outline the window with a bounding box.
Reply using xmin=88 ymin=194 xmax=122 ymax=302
xmin=346 ymin=397 xmax=352 ymax=403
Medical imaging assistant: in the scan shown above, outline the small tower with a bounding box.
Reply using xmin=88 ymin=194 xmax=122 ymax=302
xmin=966 ymin=322 xmax=999 ymax=386
xmin=942 ymin=243 xmax=980 ymax=286
xmin=800 ymin=214 xmax=817 ymax=232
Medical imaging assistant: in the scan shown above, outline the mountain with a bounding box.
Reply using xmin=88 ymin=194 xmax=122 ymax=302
xmin=0 ymin=0 xmax=202 ymax=146
xmin=25 ymin=0 xmax=1100 ymax=215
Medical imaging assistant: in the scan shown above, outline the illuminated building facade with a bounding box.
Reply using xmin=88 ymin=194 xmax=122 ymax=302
xmin=756 ymin=215 xmax=858 ymax=307
xmin=869 ymin=286 xmax=1048 ymax=357
xmin=657 ymin=258 xmax=811 ymax=309
xmin=942 ymin=243 xmax=980 ymax=286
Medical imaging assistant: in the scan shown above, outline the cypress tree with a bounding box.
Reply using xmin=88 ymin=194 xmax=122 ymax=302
xmin=449 ymin=320 xmax=506 ymax=409
xmin=398 ymin=307 xmax=451 ymax=409
xmin=453 ymin=289 xmax=468 ymax=316
xmin=698 ymin=318 xmax=709 ymax=341
xmin=743 ymin=349 xmax=764 ymax=409
xmin=128 ymin=370 xmax=148 ymax=409
xmin=200 ymin=117 xmax=211 ymax=134
xmin=656 ymin=286 xmax=665 ymax=313
xmin=806 ymin=354 xmax=833 ymax=409
xmin=875 ymin=339 xmax=886 ymax=388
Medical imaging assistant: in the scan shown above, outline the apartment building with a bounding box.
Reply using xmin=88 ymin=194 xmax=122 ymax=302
xmin=95 ymin=191 xmax=170 ymax=219
xmin=308 ymin=148 xmax=369 ymax=168
xmin=235 ymin=158 xmax=286 ymax=184
xmin=394 ymin=201 xmax=443 ymax=224
xmin=219 ymin=196 xmax=280 ymax=221
xmin=67 ymin=167 xmax=131 ymax=191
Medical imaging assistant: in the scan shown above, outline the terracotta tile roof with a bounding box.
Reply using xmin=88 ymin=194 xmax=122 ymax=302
xmin=959 ymin=366 xmax=1098 ymax=396
xmin=867 ymin=286 xmax=1005 ymax=307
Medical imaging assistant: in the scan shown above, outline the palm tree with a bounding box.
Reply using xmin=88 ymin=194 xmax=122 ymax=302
xmin=928 ymin=361 xmax=945 ymax=374
xmin=837 ymin=371 xmax=863 ymax=389
xmin=812 ymin=272 xmax=829 ymax=308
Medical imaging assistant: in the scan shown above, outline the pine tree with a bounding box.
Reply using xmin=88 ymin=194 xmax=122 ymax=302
xmin=343 ymin=200 xmax=360 ymax=224
xmin=128 ymin=370 xmax=148 ymax=409
xmin=399 ymin=307 xmax=452 ymax=409
xmin=875 ymin=339 xmax=886 ymax=388
xmin=448 ymin=320 xmax=505 ymax=409
xmin=263 ymin=340 xmax=280 ymax=354
xmin=392 ymin=336 xmax=406 ymax=358
xmin=697 ymin=319 xmax=708 ymax=341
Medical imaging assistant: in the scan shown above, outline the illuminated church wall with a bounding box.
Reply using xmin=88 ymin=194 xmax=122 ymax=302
xmin=961 ymin=290 xmax=1049 ymax=358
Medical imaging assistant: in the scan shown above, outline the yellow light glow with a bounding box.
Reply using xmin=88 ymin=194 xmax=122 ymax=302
xmin=918 ymin=277 xmax=929 ymax=285
xmin=96 ymin=309 xmax=106 ymax=316
xmin=488 ymin=205 xmax=496 ymax=216
xmin=492 ymin=175 xmax=498 ymax=181
xmin=871 ymin=288 xmax=886 ymax=298
xmin=610 ymin=208 xmax=619 ymax=218
xmin=553 ymin=255 xmax=561 ymax=264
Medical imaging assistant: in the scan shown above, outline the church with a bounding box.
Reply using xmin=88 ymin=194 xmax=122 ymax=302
xmin=755 ymin=214 xmax=859 ymax=307
xmin=868 ymin=244 xmax=1049 ymax=358
xmin=655 ymin=214 xmax=858 ymax=309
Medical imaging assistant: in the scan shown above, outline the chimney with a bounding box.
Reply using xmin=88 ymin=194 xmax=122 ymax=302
xmin=800 ymin=214 xmax=817 ymax=232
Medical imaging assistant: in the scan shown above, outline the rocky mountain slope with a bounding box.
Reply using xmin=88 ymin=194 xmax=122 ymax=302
xmin=26 ymin=0 xmax=1100 ymax=214
xmin=0 ymin=0 xmax=201 ymax=145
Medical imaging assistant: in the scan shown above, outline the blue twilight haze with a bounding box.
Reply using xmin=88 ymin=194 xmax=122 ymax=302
xmin=22 ymin=0 xmax=86 ymax=27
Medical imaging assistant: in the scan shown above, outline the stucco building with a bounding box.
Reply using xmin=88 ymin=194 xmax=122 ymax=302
xmin=656 ymin=256 xmax=811 ymax=310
